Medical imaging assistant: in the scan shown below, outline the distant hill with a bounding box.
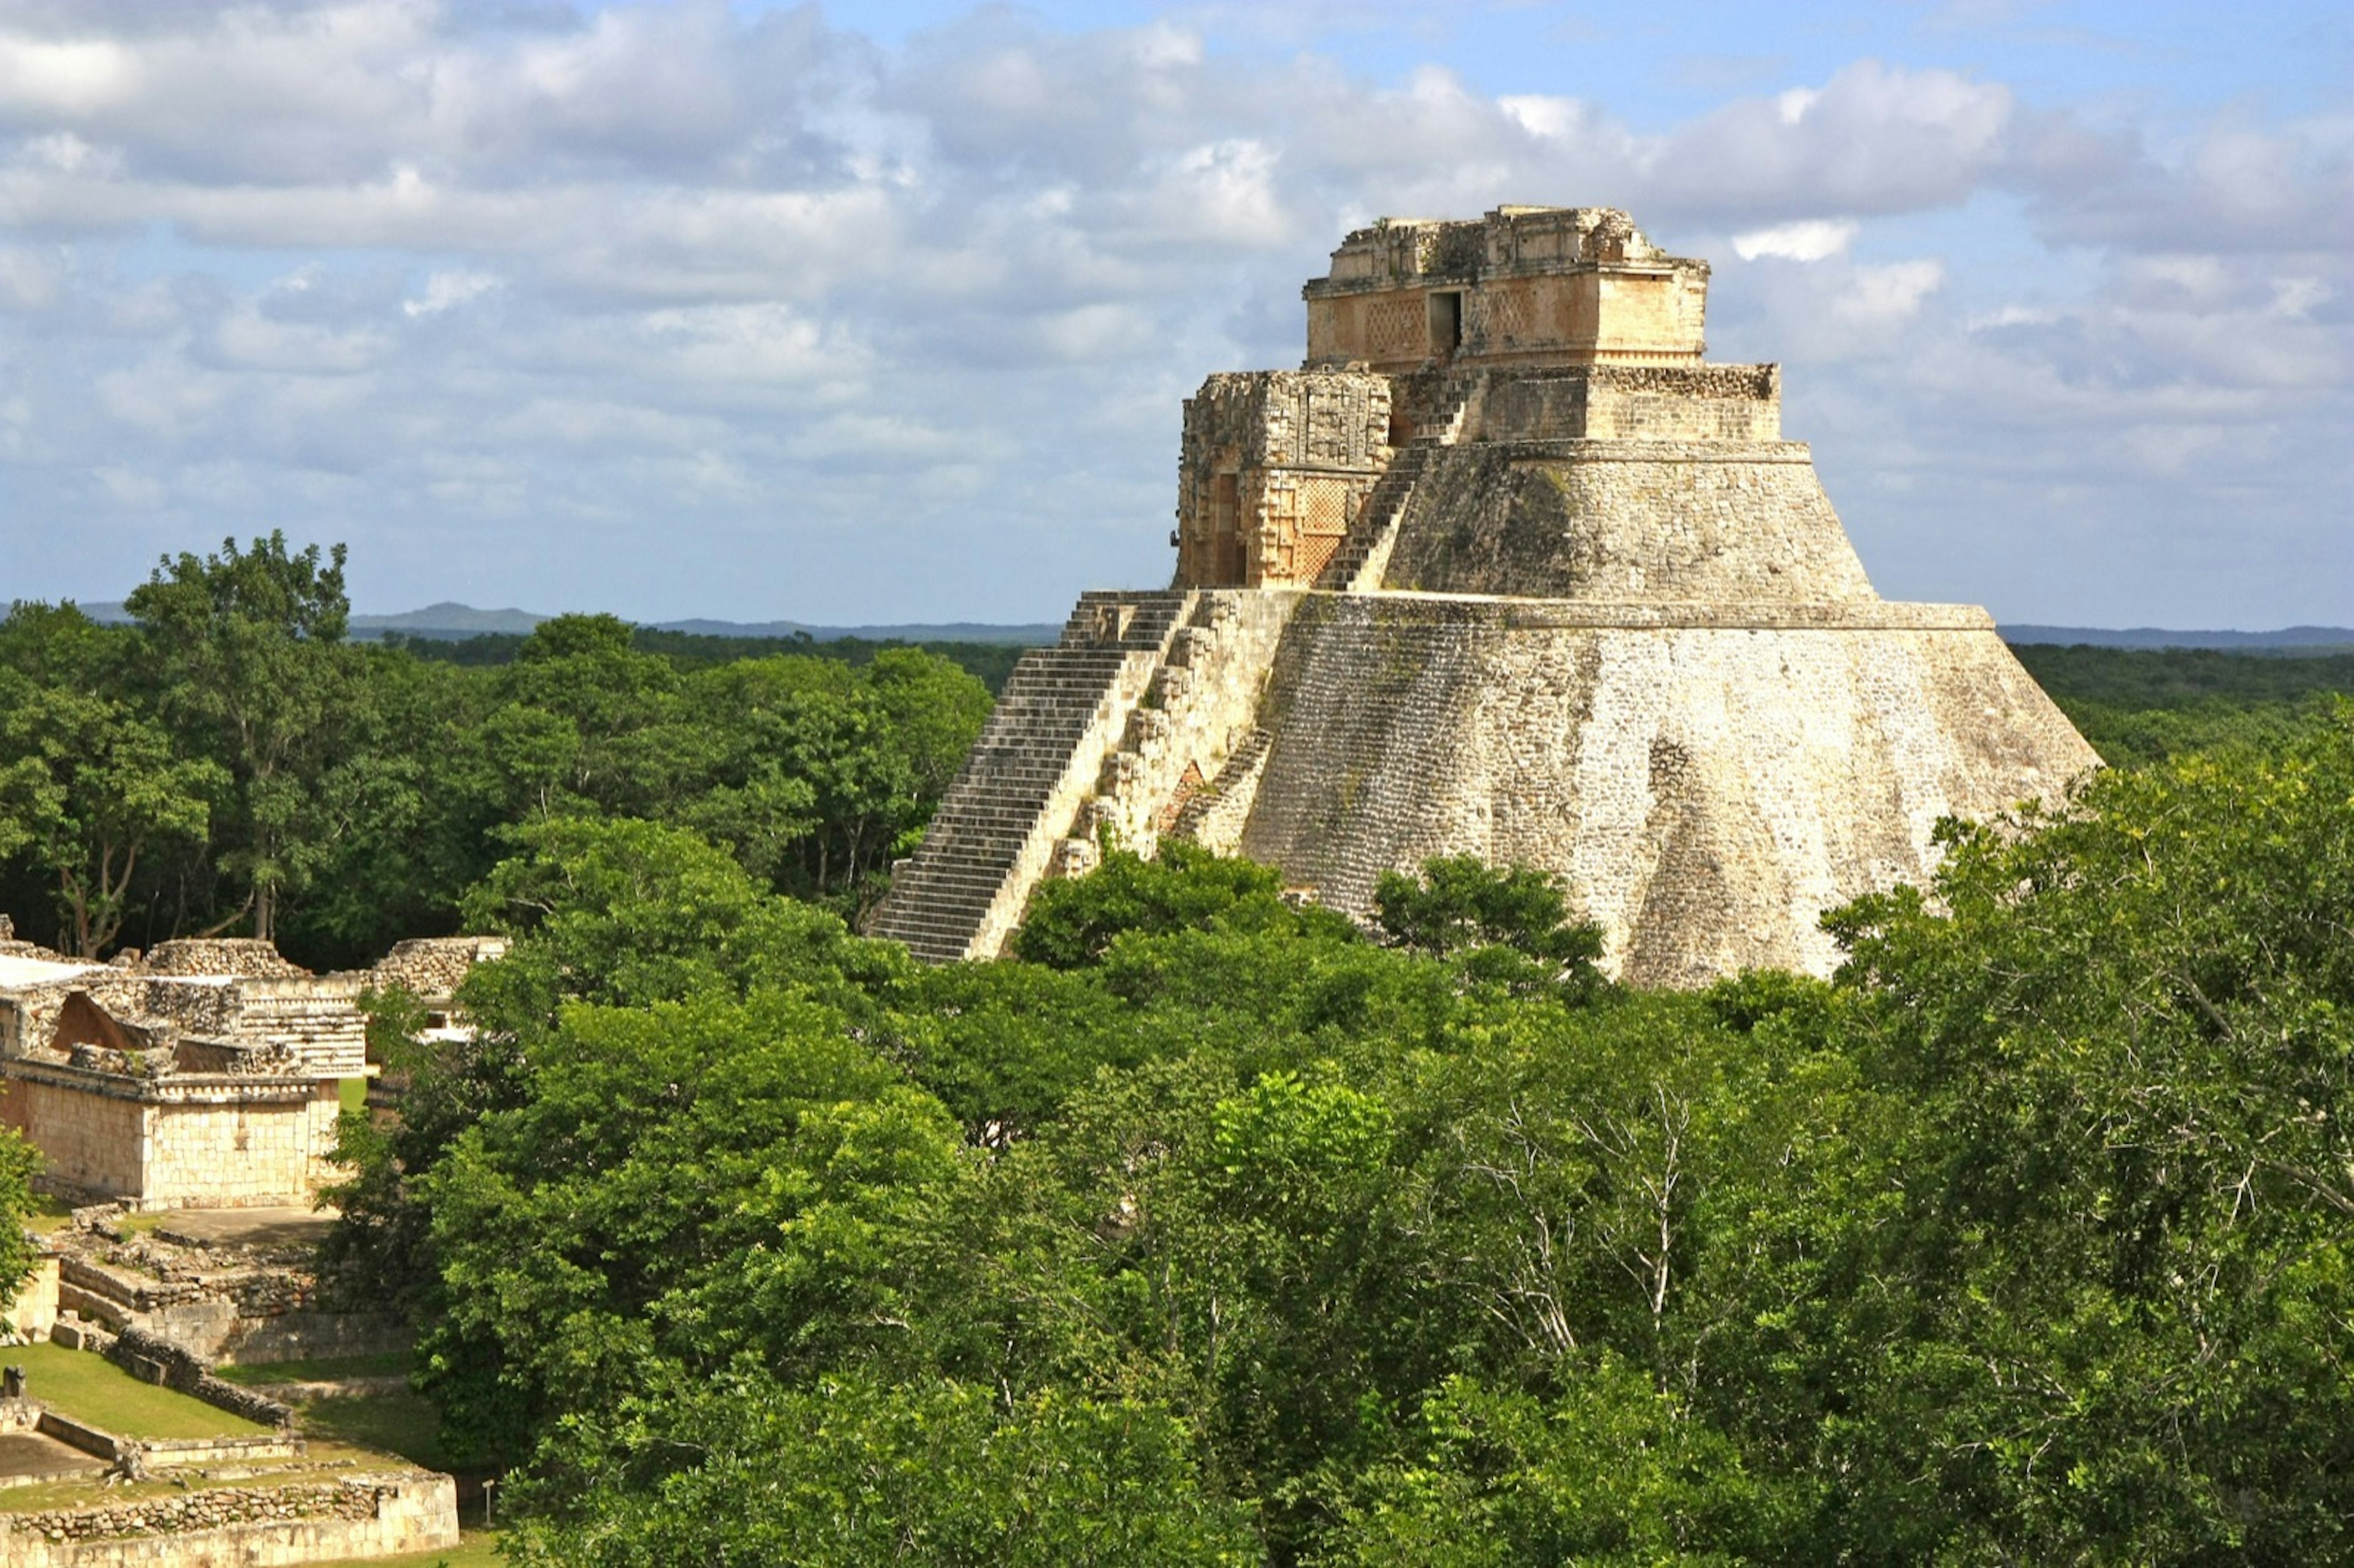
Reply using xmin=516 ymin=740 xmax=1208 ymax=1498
xmin=2003 ymin=625 xmax=2354 ymax=652
xmin=74 ymin=600 xmax=1060 ymax=645
xmin=78 ymin=599 xmax=549 ymax=637
xmin=359 ymin=601 xmax=549 ymax=636
xmin=69 ymin=599 xmax=2354 ymax=653
xmin=650 ymin=618 xmax=1060 ymax=645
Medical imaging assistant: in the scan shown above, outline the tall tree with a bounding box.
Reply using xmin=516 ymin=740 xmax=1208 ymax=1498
xmin=125 ymin=533 xmax=349 ymax=942
xmin=0 ymin=1128 xmax=40 ymax=1322
xmin=0 ymin=674 xmax=222 ymax=956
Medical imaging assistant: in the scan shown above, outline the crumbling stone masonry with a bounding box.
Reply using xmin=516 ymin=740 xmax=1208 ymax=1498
xmin=867 ymin=206 xmax=2100 ymax=982
xmin=0 ymin=1471 xmax=458 ymax=1566
xmin=0 ymin=934 xmax=503 ymax=1211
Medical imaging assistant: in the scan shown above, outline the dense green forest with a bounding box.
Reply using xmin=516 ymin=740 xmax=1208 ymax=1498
xmin=389 ymin=626 xmax=1032 ymax=693
xmin=329 ymin=717 xmax=2353 ymax=1566
xmin=0 ymin=535 xmax=992 ymax=966
xmin=5 ymin=539 xmax=2353 ymax=1563
xmin=2011 ymin=641 xmax=2354 ymax=766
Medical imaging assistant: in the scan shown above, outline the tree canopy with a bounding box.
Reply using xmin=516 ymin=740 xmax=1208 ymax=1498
xmin=319 ymin=700 xmax=2354 ymax=1567
xmin=9 ymin=543 xmax=2352 ymax=1564
xmin=0 ymin=550 xmax=992 ymax=965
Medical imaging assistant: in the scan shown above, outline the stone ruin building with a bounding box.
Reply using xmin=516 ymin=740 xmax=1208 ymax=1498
xmin=869 ymin=206 xmax=2100 ymax=984
xmin=0 ymin=917 xmax=506 ymax=1211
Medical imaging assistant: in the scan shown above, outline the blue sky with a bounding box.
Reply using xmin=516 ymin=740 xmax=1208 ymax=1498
xmin=0 ymin=0 xmax=2345 ymax=626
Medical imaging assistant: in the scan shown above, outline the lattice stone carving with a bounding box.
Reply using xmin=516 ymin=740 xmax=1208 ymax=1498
xmin=1468 ymin=287 xmax=1530 ymax=346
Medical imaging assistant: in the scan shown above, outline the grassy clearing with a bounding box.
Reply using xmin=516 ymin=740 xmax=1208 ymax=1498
xmin=21 ymin=1194 xmax=76 ymax=1235
xmin=216 ymin=1350 xmax=413 ymax=1385
xmin=4 ymin=1342 xmax=270 ymax=1441
xmin=295 ymin=1389 xmax=457 ymax=1474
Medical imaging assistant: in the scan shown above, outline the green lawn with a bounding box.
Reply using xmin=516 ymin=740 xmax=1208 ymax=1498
xmin=295 ymin=1388 xmax=457 ymax=1473
xmin=21 ymin=1194 xmax=76 ymax=1235
xmin=3 ymin=1342 xmax=271 ymax=1441
xmin=215 ymin=1350 xmax=413 ymax=1386
xmin=340 ymin=1075 xmax=370 ymax=1113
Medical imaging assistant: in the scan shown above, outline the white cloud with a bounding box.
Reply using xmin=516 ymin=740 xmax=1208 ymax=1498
xmin=403 ymin=268 xmax=498 ymax=318
xmin=1497 ymin=94 xmax=1583 ymax=142
xmin=0 ymin=242 xmax=63 ymax=308
xmin=0 ymin=37 xmax=139 ymax=118
xmin=0 ymin=2 xmax=2341 ymax=627
xmin=1838 ymin=259 xmax=1945 ymax=325
xmin=1732 ymin=219 xmax=1857 ymax=262
xmin=213 ymin=309 xmax=389 ymax=374
xmin=93 ymin=463 xmax=163 ymax=506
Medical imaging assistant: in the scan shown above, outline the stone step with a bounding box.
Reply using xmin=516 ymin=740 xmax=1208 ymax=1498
xmin=868 ymin=590 xmax=1203 ymax=961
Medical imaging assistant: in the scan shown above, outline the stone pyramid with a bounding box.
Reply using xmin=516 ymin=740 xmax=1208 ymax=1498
xmin=868 ymin=206 xmax=2098 ymax=984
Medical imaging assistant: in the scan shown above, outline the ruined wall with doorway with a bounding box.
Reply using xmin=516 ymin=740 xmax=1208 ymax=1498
xmin=1303 ymin=207 xmax=1712 ymax=373
xmin=1175 ymin=370 xmax=1390 ymax=588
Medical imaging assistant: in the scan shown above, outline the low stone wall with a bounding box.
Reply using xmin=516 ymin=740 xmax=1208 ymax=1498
xmin=48 ymin=1319 xmax=112 ymax=1353
xmin=31 ymin=1408 xmax=299 ymax=1468
xmin=105 ymin=1326 xmax=292 ymax=1428
xmin=50 ymin=1243 xmax=402 ymax=1366
xmin=32 ymin=1409 xmax=123 ymax=1461
xmin=0 ymin=1471 xmax=459 ymax=1565
xmin=143 ymin=1432 xmax=301 ymax=1467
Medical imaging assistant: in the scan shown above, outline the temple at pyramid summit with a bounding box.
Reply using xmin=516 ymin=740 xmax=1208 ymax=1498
xmin=867 ymin=206 xmax=2100 ymax=984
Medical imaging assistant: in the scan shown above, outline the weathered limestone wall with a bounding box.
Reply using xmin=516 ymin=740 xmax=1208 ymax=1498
xmin=0 ymin=1472 xmax=458 ymax=1566
xmin=1237 ymin=592 xmax=2100 ymax=986
xmin=1308 ymin=267 xmax=1708 ymax=373
xmin=5 ymin=1068 xmax=338 ymax=1209
xmin=1176 ymin=371 xmax=1390 ymax=589
xmin=221 ymin=1310 xmax=409 ymax=1366
xmin=6 ymin=973 xmax=363 ymax=1078
xmin=10 ymin=1079 xmax=145 ymax=1200
xmin=1379 ymin=442 xmax=1878 ymax=604
xmin=1080 ymin=590 xmax=1302 ymax=859
xmin=141 ymin=1089 xmax=340 ymax=1209
xmin=142 ymin=940 xmax=306 ymax=979
xmin=0 ymin=971 xmax=112 ymax=1060
xmin=372 ymin=936 xmax=509 ymax=1007
xmin=1476 ymin=365 xmax=1781 ymax=443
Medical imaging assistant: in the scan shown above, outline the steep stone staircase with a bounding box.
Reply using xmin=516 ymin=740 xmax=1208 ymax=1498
xmin=865 ymin=591 xmax=1195 ymax=962
xmin=1314 ymin=372 xmax=1480 ymax=592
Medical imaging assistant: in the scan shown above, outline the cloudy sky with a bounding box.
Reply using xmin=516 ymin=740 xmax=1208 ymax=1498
xmin=0 ymin=1 xmax=2345 ymax=627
